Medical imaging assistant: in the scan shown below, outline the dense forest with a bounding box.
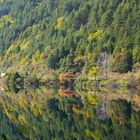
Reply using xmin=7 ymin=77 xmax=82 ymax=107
xmin=0 ymin=0 xmax=140 ymax=80
xmin=0 ymin=1 xmax=140 ymax=139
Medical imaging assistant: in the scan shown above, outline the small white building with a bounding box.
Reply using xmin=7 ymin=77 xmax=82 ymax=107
xmin=0 ymin=72 xmax=6 ymax=78
xmin=0 ymin=86 xmax=4 ymax=91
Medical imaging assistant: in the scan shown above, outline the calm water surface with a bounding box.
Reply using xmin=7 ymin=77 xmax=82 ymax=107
xmin=0 ymin=87 xmax=140 ymax=140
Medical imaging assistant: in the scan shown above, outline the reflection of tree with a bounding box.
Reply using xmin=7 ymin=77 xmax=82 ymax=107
xmin=0 ymin=87 xmax=140 ymax=140
xmin=59 ymin=86 xmax=77 ymax=97
xmin=95 ymin=92 xmax=109 ymax=121
xmin=0 ymin=110 xmax=26 ymax=140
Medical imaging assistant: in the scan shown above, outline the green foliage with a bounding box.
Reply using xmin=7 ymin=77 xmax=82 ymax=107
xmin=133 ymin=46 xmax=140 ymax=64
xmin=0 ymin=0 xmax=139 ymax=74
xmin=9 ymin=72 xmax=21 ymax=84
xmin=113 ymin=48 xmax=133 ymax=73
xmin=0 ymin=87 xmax=140 ymax=140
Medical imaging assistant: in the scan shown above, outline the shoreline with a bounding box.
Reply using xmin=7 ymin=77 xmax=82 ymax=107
xmin=0 ymin=70 xmax=140 ymax=92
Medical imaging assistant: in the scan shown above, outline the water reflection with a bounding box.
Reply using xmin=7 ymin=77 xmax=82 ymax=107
xmin=0 ymin=86 xmax=140 ymax=140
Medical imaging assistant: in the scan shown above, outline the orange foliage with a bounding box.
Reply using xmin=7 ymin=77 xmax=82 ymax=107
xmin=59 ymin=87 xmax=77 ymax=97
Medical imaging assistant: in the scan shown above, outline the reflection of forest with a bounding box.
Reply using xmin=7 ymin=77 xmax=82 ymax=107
xmin=0 ymin=87 xmax=140 ymax=140
xmin=59 ymin=87 xmax=78 ymax=97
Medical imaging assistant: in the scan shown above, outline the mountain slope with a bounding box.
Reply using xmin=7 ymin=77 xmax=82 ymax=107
xmin=0 ymin=0 xmax=140 ymax=78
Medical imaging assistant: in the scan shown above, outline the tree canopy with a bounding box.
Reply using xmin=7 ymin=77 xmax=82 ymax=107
xmin=0 ymin=0 xmax=139 ymax=75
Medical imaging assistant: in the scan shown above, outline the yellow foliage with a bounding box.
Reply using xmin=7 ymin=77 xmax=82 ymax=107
xmin=121 ymin=47 xmax=127 ymax=54
xmin=40 ymin=52 xmax=46 ymax=59
xmin=88 ymin=29 xmax=103 ymax=41
xmin=88 ymin=66 xmax=100 ymax=80
xmin=30 ymin=101 xmax=35 ymax=109
xmin=34 ymin=50 xmax=41 ymax=59
xmin=20 ymin=40 xmax=30 ymax=50
xmin=6 ymin=42 xmax=17 ymax=55
xmin=85 ymin=111 xmax=92 ymax=119
xmin=85 ymin=130 xmax=101 ymax=140
xmin=20 ymin=57 xmax=28 ymax=65
xmin=93 ymin=29 xmax=103 ymax=40
xmin=31 ymin=50 xmax=42 ymax=65
xmin=88 ymin=33 xmax=94 ymax=41
xmin=72 ymin=106 xmax=82 ymax=115
xmin=19 ymin=99 xmax=26 ymax=108
xmin=67 ymin=28 xmax=72 ymax=33
xmin=55 ymin=17 xmax=64 ymax=29
xmin=18 ymin=115 xmax=27 ymax=125
xmin=87 ymin=52 xmax=93 ymax=60
xmin=31 ymin=59 xmax=37 ymax=66
xmin=0 ymin=15 xmax=14 ymax=29
xmin=74 ymin=55 xmax=83 ymax=63
xmin=32 ymin=24 xmax=40 ymax=34
xmin=93 ymin=130 xmax=101 ymax=140
xmin=87 ymin=94 xmax=98 ymax=105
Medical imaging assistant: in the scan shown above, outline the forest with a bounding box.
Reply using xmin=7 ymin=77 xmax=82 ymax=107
xmin=0 ymin=0 xmax=140 ymax=83
xmin=0 ymin=1 xmax=140 ymax=139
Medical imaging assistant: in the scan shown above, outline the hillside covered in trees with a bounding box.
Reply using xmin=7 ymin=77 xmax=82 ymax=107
xmin=0 ymin=0 xmax=140 ymax=79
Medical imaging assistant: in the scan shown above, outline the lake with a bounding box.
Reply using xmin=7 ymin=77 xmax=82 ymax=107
xmin=0 ymin=86 xmax=140 ymax=140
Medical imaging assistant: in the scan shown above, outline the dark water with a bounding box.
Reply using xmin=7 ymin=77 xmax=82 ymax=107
xmin=0 ymin=87 xmax=140 ymax=140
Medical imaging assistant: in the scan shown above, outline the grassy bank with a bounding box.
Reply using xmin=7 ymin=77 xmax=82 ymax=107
xmin=75 ymin=70 xmax=140 ymax=91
